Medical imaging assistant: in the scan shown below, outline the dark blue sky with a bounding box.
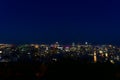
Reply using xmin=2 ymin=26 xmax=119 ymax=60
xmin=0 ymin=0 xmax=119 ymax=45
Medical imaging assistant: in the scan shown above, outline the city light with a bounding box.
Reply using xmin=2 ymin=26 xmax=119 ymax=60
xmin=0 ymin=42 xmax=118 ymax=64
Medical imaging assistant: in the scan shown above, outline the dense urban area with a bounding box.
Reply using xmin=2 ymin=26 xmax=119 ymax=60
xmin=0 ymin=42 xmax=119 ymax=64
xmin=0 ymin=42 xmax=119 ymax=79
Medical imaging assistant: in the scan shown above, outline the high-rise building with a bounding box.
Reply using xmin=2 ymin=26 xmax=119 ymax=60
xmin=72 ymin=42 xmax=75 ymax=47
xmin=85 ymin=42 xmax=88 ymax=45
xmin=94 ymin=51 xmax=97 ymax=63
xmin=54 ymin=42 xmax=60 ymax=48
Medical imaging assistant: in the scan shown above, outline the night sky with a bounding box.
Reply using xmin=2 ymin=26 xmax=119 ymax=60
xmin=0 ymin=0 xmax=119 ymax=45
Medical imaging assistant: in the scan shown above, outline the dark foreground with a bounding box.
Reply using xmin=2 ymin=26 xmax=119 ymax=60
xmin=0 ymin=61 xmax=119 ymax=80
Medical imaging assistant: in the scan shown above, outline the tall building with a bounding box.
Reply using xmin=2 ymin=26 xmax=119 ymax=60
xmin=94 ymin=51 xmax=97 ymax=63
xmin=85 ymin=42 xmax=88 ymax=45
xmin=54 ymin=42 xmax=60 ymax=48
xmin=72 ymin=42 xmax=75 ymax=47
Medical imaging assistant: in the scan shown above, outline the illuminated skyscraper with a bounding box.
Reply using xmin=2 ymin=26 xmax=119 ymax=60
xmin=85 ymin=42 xmax=88 ymax=45
xmin=54 ymin=42 xmax=60 ymax=48
xmin=94 ymin=51 xmax=97 ymax=63
xmin=72 ymin=42 xmax=75 ymax=47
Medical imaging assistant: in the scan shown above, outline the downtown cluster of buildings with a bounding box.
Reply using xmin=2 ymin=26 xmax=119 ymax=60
xmin=0 ymin=42 xmax=119 ymax=64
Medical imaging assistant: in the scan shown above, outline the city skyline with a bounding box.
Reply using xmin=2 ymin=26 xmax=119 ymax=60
xmin=0 ymin=0 xmax=119 ymax=45
xmin=0 ymin=40 xmax=119 ymax=64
